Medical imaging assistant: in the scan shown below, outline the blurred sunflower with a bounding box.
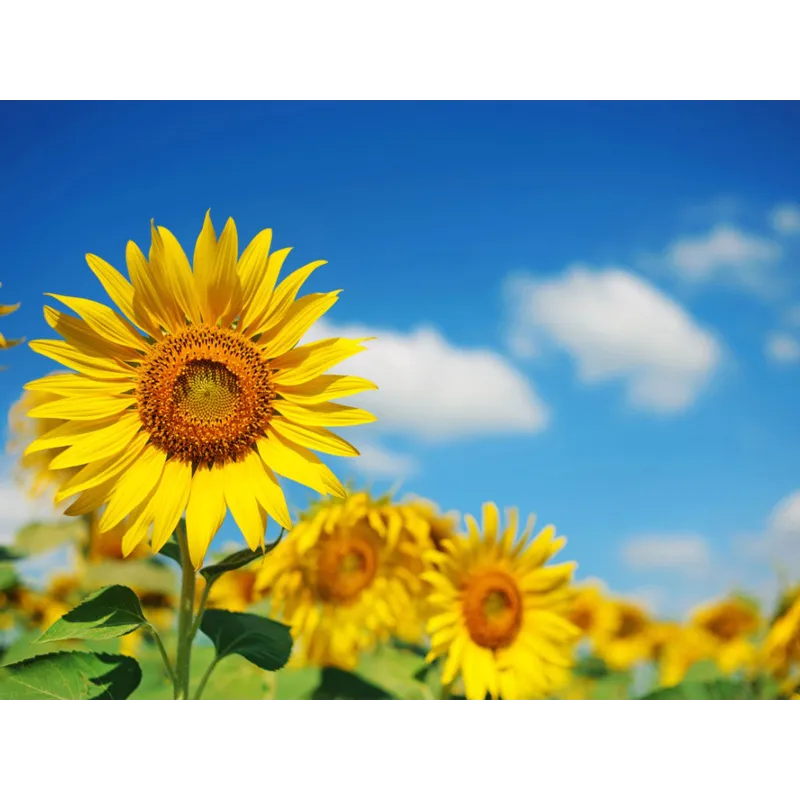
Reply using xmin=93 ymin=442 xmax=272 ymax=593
xmin=0 ymin=582 xmax=26 ymax=630
xmin=650 ymin=621 xmax=713 ymax=687
xmin=762 ymin=596 xmax=800 ymax=682
xmin=0 ymin=282 xmax=22 ymax=365
xmin=255 ymin=491 xmax=424 ymax=670
xmin=424 ymin=502 xmax=579 ymax=700
xmin=85 ymin=515 xmax=150 ymax=562
xmin=18 ymin=574 xmax=80 ymax=632
xmin=594 ymin=599 xmax=654 ymax=671
xmin=568 ymin=581 xmax=617 ymax=647
xmin=691 ymin=596 xmax=760 ymax=675
xmin=23 ymin=213 xmax=376 ymax=568
xmin=201 ymin=568 xmax=264 ymax=613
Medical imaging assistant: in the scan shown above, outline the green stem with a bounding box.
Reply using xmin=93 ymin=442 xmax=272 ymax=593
xmin=148 ymin=625 xmax=177 ymax=687
xmin=174 ymin=526 xmax=196 ymax=700
xmin=188 ymin=577 xmax=212 ymax=645
xmin=194 ymin=656 xmax=220 ymax=700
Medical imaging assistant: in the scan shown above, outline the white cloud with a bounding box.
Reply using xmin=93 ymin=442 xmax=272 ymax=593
xmin=506 ymin=266 xmax=721 ymax=413
xmin=350 ymin=441 xmax=419 ymax=481
xmin=770 ymin=203 xmax=800 ymax=235
xmin=0 ymin=478 xmax=62 ymax=546
xmin=786 ymin=305 xmax=800 ymax=326
xmin=765 ymin=332 xmax=800 ymax=364
xmin=737 ymin=490 xmax=800 ymax=573
xmin=305 ymin=320 xmax=549 ymax=441
xmin=621 ymin=533 xmax=711 ymax=577
xmin=665 ymin=225 xmax=780 ymax=291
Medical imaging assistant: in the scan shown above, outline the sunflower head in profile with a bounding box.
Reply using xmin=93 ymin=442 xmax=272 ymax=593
xmin=593 ymin=598 xmax=654 ymax=671
xmin=0 ymin=283 xmax=22 ymax=366
xmin=254 ymin=491 xmax=424 ymax=670
xmin=690 ymin=596 xmax=761 ymax=675
xmin=761 ymin=596 xmax=800 ymax=682
xmin=23 ymin=213 xmax=377 ymax=569
xmin=423 ymin=502 xmax=579 ymax=700
xmin=650 ymin=622 xmax=713 ymax=688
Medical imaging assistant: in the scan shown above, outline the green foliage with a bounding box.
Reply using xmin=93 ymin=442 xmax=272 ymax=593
xmin=573 ymin=655 xmax=611 ymax=679
xmin=200 ymin=610 xmax=292 ymax=672
xmin=14 ymin=519 xmax=85 ymax=555
xmin=641 ymin=677 xmax=776 ymax=700
xmin=157 ymin=537 xmax=182 ymax=567
xmin=0 ymin=545 xmax=21 ymax=562
xmin=0 ymin=563 xmax=19 ymax=592
xmin=0 ymin=651 xmax=142 ymax=699
xmin=311 ymin=666 xmax=394 ymax=699
xmin=37 ymin=585 xmax=147 ymax=643
xmin=200 ymin=531 xmax=284 ymax=583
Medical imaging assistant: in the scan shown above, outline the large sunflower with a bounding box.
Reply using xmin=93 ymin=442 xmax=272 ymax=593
xmin=255 ymin=491 xmax=424 ymax=670
xmin=690 ymin=596 xmax=760 ymax=675
xmin=424 ymin=503 xmax=579 ymax=700
xmin=0 ymin=282 xmax=22 ymax=365
xmin=24 ymin=214 xmax=376 ymax=568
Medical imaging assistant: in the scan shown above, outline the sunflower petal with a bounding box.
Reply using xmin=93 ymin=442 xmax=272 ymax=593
xmin=186 ymin=464 xmax=228 ymax=570
xmin=98 ymin=444 xmax=167 ymax=532
xmin=27 ymin=394 xmax=135 ymax=421
xmin=24 ymin=373 xmax=135 ymax=397
xmin=275 ymin=374 xmax=378 ymax=404
xmin=249 ymin=456 xmax=293 ymax=531
xmin=47 ymin=413 xmax=143 ymax=469
xmin=269 ymin=417 xmax=359 ymax=457
xmin=223 ymin=454 xmax=269 ymax=551
xmin=126 ymin=240 xmax=176 ymax=333
xmin=272 ymin=399 xmax=376 ymax=428
xmin=150 ymin=458 xmax=193 ymax=553
xmin=250 ymin=259 xmax=326 ymax=336
xmin=192 ymin=210 xmax=218 ymax=323
xmin=208 ymin=217 xmax=240 ymax=324
xmin=29 ymin=339 xmax=135 ymax=380
xmin=259 ymin=292 xmax=340 ymax=360
xmin=270 ymin=337 xmax=371 ymax=386
xmin=155 ymin=225 xmax=203 ymax=325
xmin=240 ymin=246 xmax=291 ymax=333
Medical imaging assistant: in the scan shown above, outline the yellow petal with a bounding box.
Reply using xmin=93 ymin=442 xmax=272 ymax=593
xmin=482 ymin=502 xmax=500 ymax=548
xmin=259 ymin=292 xmax=340 ymax=360
xmin=256 ymin=430 xmax=346 ymax=498
xmin=250 ymin=259 xmax=326 ymax=337
xmin=98 ymin=444 xmax=167 ymax=532
xmin=154 ymin=225 xmax=203 ymax=325
xmin=47 ymin=413 xmax=143 ymax=469
xmin=54 ymin=431 xmax=150 ymax=503
xmin=272 ymin=399 xmax=376 ymax=427
xmin=85 ymin=253 xmax=160 ymax=338
xmin=240 ymin=246 xmax=290 ymax=333
xmin=208 ymin=217 xmax=240 ymax=324
xmin=268 ymin=417 xmax=359 ymax=457
xmin=235 ymin=228 xmax=273 ymax=323
xmin=27 ymin=394 xmax=135 ymax=421
xmin=270 ymin=337 xmax=371 ymax=385
xmin=223 ymin=454 xmax=269 ymax=551
xmin=519 ymin=562 xmax=577 ymax=593
xmin=461 ymin=641 xmax=493 ymax=700
xmin=186 ymin=465 xmax=228 ymax=570
xmin=249 ymin=456 xmax=293 ymax=531
xmin=25 ymin=418 xmax=114 ymax=455
xmin=149 ymin=458 xmax=194 ymax=553
xmin=43 ymin=306 xmax=139 ymax=363
xmin=126 ymin=240 xmax=178 ymax=332
xmin=44 ymin=294 xmax=148 ymax=353
xmin=192 ymin=210 xmax=218 ymax=323
xmin=29 ymin=339 xmax=135 ymax=380
xmin=24 ymin=373 xmax=135 ymax=397
xmin=275 ymin=374 xmax=378 ymax=405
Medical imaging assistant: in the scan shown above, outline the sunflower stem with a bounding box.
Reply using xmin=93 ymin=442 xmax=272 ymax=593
xmin=188 ymin=577 xmax=213 ymax=646
xmin=194 ymin=656 xmax=220 ymax=700
xmin=175 ymin=525 xmax=196 ymax=700
xmin=148 ymin=624 xmax=177 ymax=687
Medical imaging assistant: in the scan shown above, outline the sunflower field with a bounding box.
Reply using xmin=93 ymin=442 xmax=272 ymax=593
xmin=1 ymin=215 xmax=799 ymax=701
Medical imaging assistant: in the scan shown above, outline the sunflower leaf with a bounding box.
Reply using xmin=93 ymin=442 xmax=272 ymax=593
xmin=573 ymin=655 xmax=611 ymax=679
xmin=0 ymin=651 xmax=142 ymax=699
xmin=158 ymin=536 xmax=183 ymax=567
xmin=36 ymin=585 xmax=147 ymax=643
xmin=311 ymin=667 xmax=394 ymax=700
xmin=200 ymin=609 xmax=292 ymax=671
xmin=200 ymin=530 xmax=285 ymax=583
xmin=640 ymin=678 xmax=767 ymax=700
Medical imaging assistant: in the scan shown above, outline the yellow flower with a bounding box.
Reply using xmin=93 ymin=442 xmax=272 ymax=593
xmin=691 ymin=597 xmax=760 ymax=675
xmin=86 ymin=513 xmax=150 ymax=562
xmin=0 ymin=282 xmax=22 ymax=365
xmin=255 ymin=491 xmax=423 ymax=670
xmin=424 ymin=502 xmax=579 ymax=700
xmin=650 ymin=622 xmax=713 ymax=687
xmin=24 ymin=213 xmax=377 ymax=568
xmin=17 ymin=575 xmax=79 ymax=632
xmin=0 ymin=583 xmax=26 ymax=630
xmin=762 ymin=597 xmax=800 ymax=680
xmin=136 ymin=588 xmax=176 ymax=631
xmin=594 ymin=599 xmax=654 ymax=671
xmin=568 ymin=581 xmax=618 ymax=645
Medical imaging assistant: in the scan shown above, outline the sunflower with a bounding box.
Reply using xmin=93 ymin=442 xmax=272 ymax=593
xmin=23 ymin=213 xmax=376 ymax=569
xmin=690 ymin=596 xmax=760 ymax=675
xmin=86 ymin=514 xmax=150 ymax=561
xmin=0 ymin=582 xmax=27 ymax=630
xmin=0 ymin=282 xmax=22 ymax=365
xmin=423 ymin=503 xmax=579 ymax=700
xmin=255 ymin=491 xmax=424 ymax=670
xmin=201 ymin=568 xmax=264 ymax=613
xmin=568 ymin=581 xmax=618 ymax=647
xmin=762 ymin=596 xmax=800 ymax=681
xmin=650 ymin=622 xmax=713 ymax=687
xmin=17 ymin=575 xmax=80 ymax=632
xmin=593 ymin=599 xmax=654 ymax=671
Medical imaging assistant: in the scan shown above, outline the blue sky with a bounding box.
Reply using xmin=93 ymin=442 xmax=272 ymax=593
xmin=2 ymin=101 xmax=799 ymax=616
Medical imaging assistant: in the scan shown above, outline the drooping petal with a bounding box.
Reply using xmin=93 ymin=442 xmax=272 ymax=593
xmin=149 ymin=458 xmax=193 ymax=553
xmin=248 ymin=456 xmax=293 ymax=531
xmin=185 ymin=464 xmax=228 ymax=569
xmin=223 ymin=454 xmax=269 ymax=551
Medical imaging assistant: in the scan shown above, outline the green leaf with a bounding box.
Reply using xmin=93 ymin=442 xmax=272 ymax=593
xmin=0 ymin=564 xmax=19 ymax=592
xmin=14 ymin=518 xmax=85 ymax=555
xmin=573 ymin=655 xmax=611 ymax=679
xmin=641 ymin=678 xmax=762 ymax=700
xmin=311 ymin=666 xmax=394 ymax=700
xmin=0 ymin=545 xmax=21 ymax=562
xmin=37 ymin=585 xmax=147 ymax=643
xmin=0 ymin=651 xmax=142 ymax=699
xmin=200 ymin=609 xmax=292 ymax=671
xmin=158 ymin=536 xmax=182 ymax=567
xmin=356 ymin=646 xmax=432 ymax=699
xmin=200 ymin=530 xmax=284 ymax=583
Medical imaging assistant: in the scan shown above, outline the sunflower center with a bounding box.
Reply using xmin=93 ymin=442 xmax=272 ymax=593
xmin=463 ymin=569 xmax=523 ymax=650
xmin=315 ymin=534 xmax=378 ymax=604
xmin=617 ymin=611 xmax=646 ymax=639
xmin=704 ymin=612 xmax=747 ymax=641
xmin=137 ymin=324 xmax=276 ymax=466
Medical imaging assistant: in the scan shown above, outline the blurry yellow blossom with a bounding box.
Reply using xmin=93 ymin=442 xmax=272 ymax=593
xmin=594 ymin=599 xmax=654 ymax=671
xmin=691 ymin=596 xmax=760 ymax=675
